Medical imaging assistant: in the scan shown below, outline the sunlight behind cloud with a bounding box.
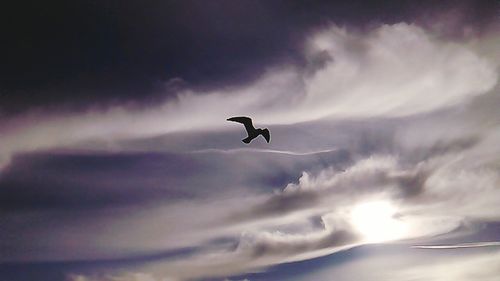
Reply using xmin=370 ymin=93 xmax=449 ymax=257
xmin=350 ymin=201 xmax=409 ymax=243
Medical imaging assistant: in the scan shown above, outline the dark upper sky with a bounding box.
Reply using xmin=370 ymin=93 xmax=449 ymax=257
xmin=1 ymin=0 xmax=496 ymax=114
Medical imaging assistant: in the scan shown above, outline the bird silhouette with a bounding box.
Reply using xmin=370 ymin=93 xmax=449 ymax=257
xmin=227 ymin=116 xmax=270 ymax=144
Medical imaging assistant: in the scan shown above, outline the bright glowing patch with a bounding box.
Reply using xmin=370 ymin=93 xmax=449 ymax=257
xmin=350 ymin=201 xmax=408 ymax=243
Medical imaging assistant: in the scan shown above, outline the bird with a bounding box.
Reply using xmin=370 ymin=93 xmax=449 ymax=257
xmin=227 ymin=116 xmax=270 ymax=144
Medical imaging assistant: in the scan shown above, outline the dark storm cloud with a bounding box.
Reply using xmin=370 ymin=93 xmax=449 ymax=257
xmin=1 ymin=0 xmax=496 ymax=114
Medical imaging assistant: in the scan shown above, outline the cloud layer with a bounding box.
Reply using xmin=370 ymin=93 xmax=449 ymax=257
xmin=1 ymin=19 xmax=500 ymax=281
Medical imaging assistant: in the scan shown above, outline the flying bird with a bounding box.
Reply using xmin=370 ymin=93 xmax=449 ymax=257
xmin=227 ymin=116 xmax=270 ymax=144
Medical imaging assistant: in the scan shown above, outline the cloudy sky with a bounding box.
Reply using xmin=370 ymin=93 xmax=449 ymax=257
xmin=1 ymin=1 xmax=500 ymax=280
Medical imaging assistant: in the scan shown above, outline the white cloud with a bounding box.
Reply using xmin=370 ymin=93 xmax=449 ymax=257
xmin=299 ymin=24 xmax=497 ymax=118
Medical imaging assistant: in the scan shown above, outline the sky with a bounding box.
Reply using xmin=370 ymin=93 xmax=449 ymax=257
xmin=1 ymin=1 xmax=500 ymax=280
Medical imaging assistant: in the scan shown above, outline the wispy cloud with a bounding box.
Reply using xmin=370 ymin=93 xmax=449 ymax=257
xmin=412 ymin=242 xmax=500 ymax=249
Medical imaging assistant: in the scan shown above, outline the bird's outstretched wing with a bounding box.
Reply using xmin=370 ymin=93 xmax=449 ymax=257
xmin=227 ymin=116 xmax=255 ymax=133
xmin=261 ymin=128 xmax=271 ymax=143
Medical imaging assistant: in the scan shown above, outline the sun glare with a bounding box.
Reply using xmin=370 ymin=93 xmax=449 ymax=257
xmin=350 ymin=201 xmax=408 ymax=243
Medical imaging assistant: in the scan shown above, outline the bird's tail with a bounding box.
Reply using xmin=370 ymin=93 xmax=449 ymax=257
xmin=242 ymin=137 xmax=252 ymax=144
